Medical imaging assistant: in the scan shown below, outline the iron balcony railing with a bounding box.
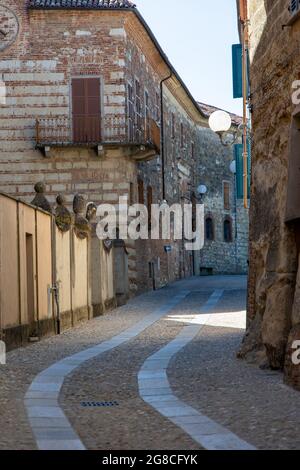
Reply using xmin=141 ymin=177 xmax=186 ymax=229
xmin=36 ymin=115 xmax=161 ymax=152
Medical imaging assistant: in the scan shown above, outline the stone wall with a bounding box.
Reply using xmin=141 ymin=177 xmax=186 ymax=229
xmin=240 ymin=1 xmax=300 ymax=387
xmin=196 ymin=125 xmax=249 ymax=275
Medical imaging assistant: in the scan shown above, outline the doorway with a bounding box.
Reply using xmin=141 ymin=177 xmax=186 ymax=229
xmin=26 ymin=233 xmax=35 ymax=327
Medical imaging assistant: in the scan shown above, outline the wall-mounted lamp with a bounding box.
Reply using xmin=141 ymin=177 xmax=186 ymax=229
xmin=209 ymin=110 xmax=243 ymax=147
xmin=197 ymin=184 xmax=207 ymax=203
xmin=229 ymin=160 xmax=236 ymax=174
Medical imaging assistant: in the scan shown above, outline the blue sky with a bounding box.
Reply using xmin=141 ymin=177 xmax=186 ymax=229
xmin=135 ymin=0 xmax=242 ymax=115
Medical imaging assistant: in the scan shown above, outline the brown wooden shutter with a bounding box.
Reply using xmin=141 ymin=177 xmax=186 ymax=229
xmin=72 ymin=77 xmax=101 ymax=143
xmin=223 ymin=182 xmax=230 ymax=210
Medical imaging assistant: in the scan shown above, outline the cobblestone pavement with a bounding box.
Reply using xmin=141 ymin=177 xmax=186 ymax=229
xmin=2 ymin=275 xmax=300 ymax=450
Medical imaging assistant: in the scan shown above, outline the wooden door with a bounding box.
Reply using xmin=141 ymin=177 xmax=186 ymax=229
xmin=26 ymin=233 xmax=35 ymax=327
xmin=72 ymin=78 xmax=101 ymax=143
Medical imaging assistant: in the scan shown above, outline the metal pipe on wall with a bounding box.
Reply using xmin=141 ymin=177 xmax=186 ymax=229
xmin=160 ymin=72 xmax=172 ymax=201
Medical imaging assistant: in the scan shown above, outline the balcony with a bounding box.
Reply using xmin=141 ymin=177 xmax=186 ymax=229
xmin=35 ymin=115 xmax=161 ymax=160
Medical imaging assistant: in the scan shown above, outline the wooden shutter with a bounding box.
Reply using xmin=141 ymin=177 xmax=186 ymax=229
xmin=72 ymin=77 xmax=101 ymax=143
xmin=223 ymin=182 xmax=230 ymax=210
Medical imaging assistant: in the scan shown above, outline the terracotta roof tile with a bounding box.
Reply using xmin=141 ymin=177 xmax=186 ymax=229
xmin=28 ymin=0 xmax=136 ymax=9
xmin=198 ymin=102 xmax=242 ymax=127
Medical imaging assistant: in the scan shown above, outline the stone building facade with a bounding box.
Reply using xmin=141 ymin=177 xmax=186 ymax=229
xmin=0 ymin=0 xmax=208 ymax=299
xmin=237 ymin=0 xmax=300 ymax=390
xmin=196 ymin=103 xmax=249 ymax=275
xmin=0 ymin=0 xmax=249 ymax=348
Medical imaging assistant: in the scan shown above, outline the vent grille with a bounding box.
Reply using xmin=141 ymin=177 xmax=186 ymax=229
xmin=81 ymin=401 xmax=119 ymax=408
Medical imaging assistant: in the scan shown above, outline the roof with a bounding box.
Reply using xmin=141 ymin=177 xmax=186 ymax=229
xmin=197 ymin=102 xmax=243 ymax=127
xmin=28 ymin=0 xmax=136 ymax=9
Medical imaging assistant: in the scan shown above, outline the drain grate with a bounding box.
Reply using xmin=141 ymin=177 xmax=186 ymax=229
xmin=81 ymin=401 xmax=119 ymax=408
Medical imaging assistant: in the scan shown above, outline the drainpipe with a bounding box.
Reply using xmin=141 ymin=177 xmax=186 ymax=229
xmin=160 ymin=72 xmax=172 ymax=201
xmin=240 ymin=0 xmax=249 ymax=209
xmin=50 ymin=217 xmax=61 ymax=335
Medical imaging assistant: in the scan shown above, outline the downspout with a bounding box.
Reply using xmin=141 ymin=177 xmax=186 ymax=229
xmin=240 ymin=0 xmax=249 ymax=209
xmin=51 ymin=217 xmax=61 ymax=335
xmin=160 ymin=72 xmax=172 ymax=201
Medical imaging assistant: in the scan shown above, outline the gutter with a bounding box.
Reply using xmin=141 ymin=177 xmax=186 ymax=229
xmin=160 ymin=72 xmax=172 ymax=201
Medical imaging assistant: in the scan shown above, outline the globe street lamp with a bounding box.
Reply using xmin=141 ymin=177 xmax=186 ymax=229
xmin=208 ymin=110 xmax=242 ymax=147
xmin=197 ymin=184 xmax=207 ymax=203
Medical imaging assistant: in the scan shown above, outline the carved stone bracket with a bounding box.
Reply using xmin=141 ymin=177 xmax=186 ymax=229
xmin=73 ymin=194 xmax=90 ymax=240
xmin=31 ymin=182 xmax=52 ymax=213
xmin=55 ymin=194 xmax=72 ymax=233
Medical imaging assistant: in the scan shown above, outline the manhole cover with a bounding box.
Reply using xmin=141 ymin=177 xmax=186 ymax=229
xmin=81 ymin=401 xmax=119 ymax=407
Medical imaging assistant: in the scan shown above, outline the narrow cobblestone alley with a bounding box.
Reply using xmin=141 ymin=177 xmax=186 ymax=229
xmin=1 ymin=275 xmax=300 ymax=450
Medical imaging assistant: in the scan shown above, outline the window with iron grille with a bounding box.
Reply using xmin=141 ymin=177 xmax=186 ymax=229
xmin=205 ymin=217 xmax=214 ymax=241
xmin=171 ymin=113 xmax=175 ymax=139
xmin=180 ymin=123 xmax=184 ymax=148
xmin=224 ymin=218 xmax=232 ymax=243
xmin=191 ymin=142 xmax=195 ymax=160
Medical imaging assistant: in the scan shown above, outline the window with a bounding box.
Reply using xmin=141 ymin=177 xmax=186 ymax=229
xmin=223 ymin=182 xmax=230 ymax=210
xmin=145 ymin=90 xmax=150 ymax=139
xmin=180 ymin=123 xmax=184 ymax=147
xmin=171 ymin=113 xmax=175 ymax=139
xmin=155 ymin=92 xmax=160 ymax=123
xmin=224 ymin=218 xmax=232 ymax=243
xmin=129 ymin=182 xmax=134 ymax=206
xmin=138 ymin=179 xmax=144 ymax=205
xmin=205 ymin=217 xmax=214 ymax=241
xmin=135 ymin=79 xmax=142 ymax=133
xmin=127 ymin=82 xmax=134 ymax=141
xmin=147 ymin=185 xmax=153 ymax=227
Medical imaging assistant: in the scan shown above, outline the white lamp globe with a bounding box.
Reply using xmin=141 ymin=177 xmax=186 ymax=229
xmin=229 ymin=160 xmax=236 ymax=174
xmin=197 ymin=184 xmax=207 ymax=195
xmin=209 ymin=110 xmax=232 ymax=133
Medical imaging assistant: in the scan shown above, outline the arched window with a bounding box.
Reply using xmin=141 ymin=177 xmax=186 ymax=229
xmin=205 ymin=217 xmax=214 ymax=241
xmin=224 ymin=218 xmax=232 ymax=243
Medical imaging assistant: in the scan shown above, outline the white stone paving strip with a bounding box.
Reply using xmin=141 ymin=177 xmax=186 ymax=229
xmin=138 ymin=289 xmax=256 ymax=451
xmin=24 ymin=291 xmax=190 ymax=451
